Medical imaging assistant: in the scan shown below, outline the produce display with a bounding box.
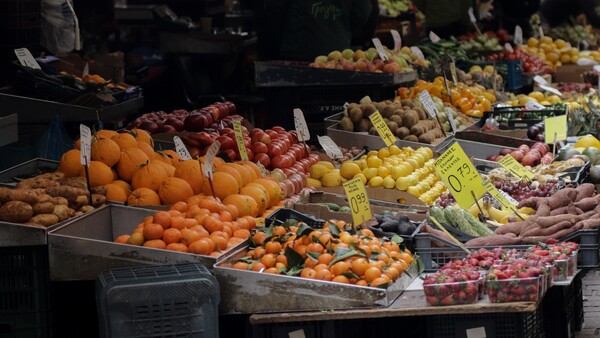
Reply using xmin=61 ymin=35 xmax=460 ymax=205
xmin=456 ymin=65 xmax=503 ymax=90
xmin=309 ymin=47 xmax=415 ymax=73
xmin=484 ymin=142 xmax=553 ymax=166
xmin=378 ymin=0 xmax=411 ymax=17
xmin=457 ymin=33 xmax=503 ymax=55
xmin=547 ymin=24 xmax=597 ymax=49
xmin=486 ymin=49 xmax=553 ymax=74
xmin=521 ymin=37 xmax=582 ymax=69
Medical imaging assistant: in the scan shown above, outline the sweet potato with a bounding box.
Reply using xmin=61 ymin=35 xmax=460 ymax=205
xmin=46 ymin=186 xmax=88 ymax=202
xmin=465 ymin=235 xmax=522 ymax=247
xmin=423 ymin=224 xmax=455 ymax=243
xmin=0 ymin=201 xmax=33 ymax=223
xmin=518 ymin=197 xmax=543 ymax=209
xmin=574 ymin=197 xmax=598 ymax=212
xmin=537 ymin=215 xmax=578 ymax=228
xmin=575 ymin=183 xmax=596 ymax=202
xmin=549 ymin=205 xmax=570 ymax=216
xmin=32 ymin=202 xmax=55 ymax=215
xmin=535 ymin=200 xmax=551 ymax=216
xmin=522 ymin=220 xmax=572 ymax=237
xmin=495 ymin=220 xmax=528 ymax=235
xmin=576 ymin=219 xmax=600 ymax=229
xmin=7 ymin=189 xmax=39 ymax=204
xmin=28 ymin=214 xmax=59 ymax=227
xmin=521 ymin=224 xmax=582 ymax=244
xmin=549 ymin=188 xmax=577 ymax=209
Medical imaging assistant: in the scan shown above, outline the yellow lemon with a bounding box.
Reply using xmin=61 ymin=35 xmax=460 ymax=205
xmin=527 ymin=37 xmax=539 ymax=48
xmin=317 ymin=161 xmax=335 ymax=170
xmin=356 ymin=159 xmax=367 ymax=170
xmin=395 ymin=176 xmax=411 ymax=190
xmin=354 ymin=173 xmax=367 ymax=184
xmin=340 ymin=162 xmax=361 ymax=180
xmin=309 ymin=163 xmax=330 ymax=179
xmin=369 ymin=176 xmax=384 ymax=187
xmin=367 ymin=150 xmax=378 ymax=157
xmin=321 ymin=172 xmax=342 ymax=187
xmin=389 ymin=145 xmax=401 ymax=155
xmin=307 ymin=178 xmax=322 ymax=188
xmin=378 ymin=148 xmax=391 ymax=159
xmin=575 ymin=134 xmax=600 ymax=149
xmin=367 ymin=156 xmax=382 ymax=168
xmin=383 ymin=176 xmax=396 ymax=189
xmin=377 ymin=166 xmax=390 ymax=178
xmin=407 ymin=185 xmax=421 ymax=197
xmin=363 ymin=167 xmax=378 ymax=180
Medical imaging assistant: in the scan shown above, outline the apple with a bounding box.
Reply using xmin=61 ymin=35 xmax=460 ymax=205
xmin=225 ymin=101 xmax=236 ymax=115
xmin=246 ymin=149 xmax=254 ymax=161
xmin=270 ymin=168 xmax=287 ymax=182
xmin=522 ymin=154 xmax=540 ymax=167
xmin=217 ymin=136 xmax=235 ymax=150
xmin=188 ymin=146 xmax=202 ymax=159
xmin=271 ymin=155 xmax=291 ymax=169
xmin=190 ymin=132 xmax=214 ymax=146
xmin=278 ymin=181 xmax=289 ymax=199
xmin=255 ymin=153 xmax=271 ymax=169
xmin=268 ymin=143 xmax=283 ymax=158
xmin=223 ymin=148 xmax=237 ymax=161
xmin=265 ymin=130 xmax=278 ymax=139
xmin=282 ymin=179 xmax=295 ymax=197
xmin=139 ymin=120 xmax=159 ymax=134
xmin=160 ymin=124 xmax=177 ymax=133
xmin=250 ymin=128 xmax=264 ymax=137
xmin=164 ymin=117 xmax=184 ymax=131
xmin=252 ymin=142 xmax=268 ymax=154
xmin=510 ymin=151 xmax=524 ymax=162
xmin=499 ymin=148 xmax=513 ymax=156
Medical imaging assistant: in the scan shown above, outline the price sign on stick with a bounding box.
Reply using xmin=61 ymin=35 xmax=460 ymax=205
xmin=369 ymin=111 xmax=397 ymax=147
xmin=410 ymin=46 xmax=425 ymax=60
xmin=343 ymin=176 xmax=372 ymax=226
xmin=450 ymin=62 xmax=459 ymax=86
xmin=293 ymin=109 xmax=310 ymax=142
xmin=525 ymin=100 xmax=545 ymax=110
xmin=419 ymin=91 xmax=438 ymax=118
xmin=498 ymin=155 xmax=534 ymax=180
xmin=514 ymin=25 xmax=523 ymax=46
xmin=233 ymin=119 xmax=249 ymax=161
xmin=545 ymin=115 xmax=567 ymax=144
xmin=372 ymin=38 xmax=388 ymax=61
xmin=445 ymin=108 xmax=457 ymax=134
xmin=483 ymin=179 xmax=519 ymax=210
xmin=204 ymin=141 xmax=221 ymax=178
xmin=79 ymin=124 xmax=91 ymax=165
xmin=429 ymin=31 xmax=441 ymax=43
xmin=14 ymin=48 xmax=41 ymax=69
xmin=173 ymin=136 xmax=192 ymax=160
xmin=434 ymin=142 xmax=486 ymax=210
xmin=391 ymin=29 xmax=402 ymax=50
xmin=317 ymin=135 xmax=344 ymax=160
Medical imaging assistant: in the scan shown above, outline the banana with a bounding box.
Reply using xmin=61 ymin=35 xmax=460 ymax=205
xmin=487 ymin=205 xmax=513 ymax=224
xmin=517 ymin=207 xmax=536 ymax=215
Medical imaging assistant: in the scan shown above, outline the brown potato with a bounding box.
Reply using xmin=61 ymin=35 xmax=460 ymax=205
xmin=36 ymin=172 xmax=65 ymax=181
xmin=0 ymin=187 xmax=11 ymax=203
xmin=0 ymin=201 xmax=33 ymax=223
xmin=8 ymin=189 xmax=39 ymax=204
xmin=17 ymin=178 xmax=60 ymax=190
xmin=58 ymin=177 xmax=88 ymax=190
xmin=79 ymin=205 xmax=95 ymax=213
xmin=91 ymin=194 xmax=106 ymax=207
xmin=38 ymin=194 xmax=52 ymax=203
xmin=51 ymin=197 xmax=69 ymax=206
xmin=29 ymin=214 xmax=59 ymax=227
xmin=33 ymin=202 xmax=55 ymax=215
xmin=46 ymin=186 xmax=88 ymax=201
xmin=53 ymin=205 xmax=72 ymax=222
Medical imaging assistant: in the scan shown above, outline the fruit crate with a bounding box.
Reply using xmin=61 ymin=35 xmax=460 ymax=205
xmin=47 ymin=204 xmax=246 ymax=281
xmin=96 ymin=263 xmax=219 ymax=338
xmin=265 ymin=208 xmax=326 ymax=228
xmin=426 ymin=307 xmax=545 ymax=338
xmin=542 ymin=272 xmax=582 ymax=338
xmin=0 ymin=245 xmax=51 ymax=338
xmin=0 ymin=158 xmax=59 ymax=187
xmin=486 ymin=106 xmax=567 ymax=129
xmin=456 ymin=59 xmax=523 ymax=92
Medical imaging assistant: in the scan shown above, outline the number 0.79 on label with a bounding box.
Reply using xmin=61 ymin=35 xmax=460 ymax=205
xmin=342 ymin=176 xmax=372 ymax=226
xmin=434 ymin=142 xmax=486 ymax=210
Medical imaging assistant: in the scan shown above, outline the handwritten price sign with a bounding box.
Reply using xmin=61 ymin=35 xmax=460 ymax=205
xmin=498 ymin=155 xmax=534 ymax=180
xmin=343 ymin=176 xmax=372 ymax=226
xmin=233 ymin=119 xmax=249 ymax=161
xmin=369 ymin=111 xmax=397 ymax=147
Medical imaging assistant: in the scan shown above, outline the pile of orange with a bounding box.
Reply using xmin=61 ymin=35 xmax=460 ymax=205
xmin=397 ymin=77 xmax=496 ymax=118
xmin=59 ymin=128 xmax=284 ymax=210
xmin=114 ymin=193 xmax=281 ymax=255
xmin=227 ymin=219 xmax=415 ymax=288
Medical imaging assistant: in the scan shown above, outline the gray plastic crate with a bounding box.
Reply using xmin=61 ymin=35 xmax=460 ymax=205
xmin=0 ymin=158 xmax=58 ymax=187
xmin=96 ymin=263 xmax=219 ymax=338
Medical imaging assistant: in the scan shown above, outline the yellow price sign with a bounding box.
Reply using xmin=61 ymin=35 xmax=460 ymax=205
xmin=450 ymin=62 xmax=458 ymax=86
xmin=483 ymin=179 xmax=518 ymax=211
xmin=233 ymin=119 xmax=249 ymax=161
xmin=498 ymin=155 xmax=534 ymax=180
xmin=544 ymin=115 xmax=567 ymax=143
xmin=434 ymin=142 xmax=486 ymax=210
xmin=369 ymin=111 xmax=396 ymax=147
xmin=343 ymin=176 xmax=372 ymax=226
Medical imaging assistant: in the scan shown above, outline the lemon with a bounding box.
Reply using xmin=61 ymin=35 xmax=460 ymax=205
xmin=406 ymin=158 xmax=420 ymax=170
xmin=383 ymin=176 xmax=396 ymax=189
xmin=363 ymin=167 xmax=378 ymax=180
xmin=378 ymin=148 xmax=390 ymax=159
xmin=317 ymin=161 xmax=335 ymax=170
xmin=356 ymin=159 xmax=367 ymax=170
xmin=418 ymin=182 xmax=431 ymax=192
xmin=412 ymin=153 xmax=426 ymax=167
xmin=367 ymin=156 xmax=382 ymax=168
xmin=369 ymin=176 xmax=384 ymax=187
xmin=367 ymin=150 xmax=379 ymax=157
xmin=321 ymin=172 xmax=342 ymax=187
xmin=389 ymin=145 xmax=401 ymax=155
xmin=528 ymin=91 xmax=544 ymax=101
xmin=575 ymin=134 xmax=600 ymax=149
xmin=407 ymin=185 xmax=421 ymax=197
xmin=390 ymin=166 xmax=404 ymax=180
xmin=377 ymin=166 xmax=390 ymax=178
xmin=340 ymin=162 xmax=361 ymax=180
xmin=307 ymin=178 xmax=322 ymax=188
xmin=406 ymin=174 xmax=419 ymax=187
xmin=354 ymin=173 xmax=367 ymax=184
xmin=309 ymin=163 xmax=330 ymax=179
xmin=417 ymin=147 xmax=433 ymax=160
xmin=527 ymin=37 xmax=539 ymax=48
xmin=469 ymin=65 xmax=482 ymax=74
xmin=555 ymin=39 xmax=567 ymax=49
xmin=483 ymin=65 xmax=495 ymax=74
xmin=395 ymin=176 xmax=411 ymax=190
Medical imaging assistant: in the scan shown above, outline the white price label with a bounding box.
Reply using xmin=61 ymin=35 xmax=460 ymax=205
xmin=533 ymin=75 xmax=550 ymax=86
xmin=82 ymin=62 xmax=90 ymax=77
xmin=257 ymin=162 xmax=268 ymax=176
xmin=525 ymin=101 xmax=545 ymax=110
xmin=317 ymin=135 xmax=344 ymax=160
xmin=79 ymin=124 xmax=92 ymax=165
xmin=450 ymin=62 xmax=458 ymax=86
xmin=288 ymin=330 xmax=306 ymax=338
xmin=173 ymin=136 xmax=192 ymax=160
xmin=293 ymin=108 xmax=311 ymax=141
xmin=499 ymin=189 xmax=519 ymax=206
xmin=391 ymin=29 xmax=402 ymax=50
xmin=14 ymin=48 xmax=41 ymax=69
xmin=204 ymin=141 xmax=221 ymax=177
xmin=466 ymin=327 xmax=486 ymax=338
xmin=419 ymin=91 xmax=438 ymax=118
xmin=429 ymin=31 xmax=441 ymax=43
xmin=594 ymin=65 xmax=600 ymax=72
xmin=538 ymin=26 xmax=545 ymax=38
xmin=514 ymin=25 xmax=523 ymax=45
xmin=539 ymin=84 xmax=562 ymax=96
xmin=410 ymin=46 xmax=425 ymax=60
xmin=504 ymin=43 xmax=514 ymax=53
xmin=445 ymin=108 xmax=457 ymax=134
xmin=468 ymin=7 xmax=477 ymax=23
xmin=371 ymin=38 xmax=388 ymax=61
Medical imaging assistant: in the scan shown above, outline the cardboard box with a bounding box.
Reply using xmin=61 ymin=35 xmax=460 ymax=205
xmin=554 ymin=65 xmax=594 ymax=83
xmin=50 ymin=52 xmax=125 ymax=83
xmin=315 ymin=186 xmax=426 ymax=206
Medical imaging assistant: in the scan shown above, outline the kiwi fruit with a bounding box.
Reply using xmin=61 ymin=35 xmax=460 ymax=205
xmin=414 ymin=107 xmax=428 ymax=120
xmin=381 ymin=105 xmax=395 ymax=118
xmin=410 ymin=124 xmax=426 ymax=136
xmin=374 ymin=102 xmax=386 ymax=113
xmin=340 ymin=116 xmax=354 ymax=131
xmin=361 ymin=104 xmax=377 ymax=117
xmin=386 ymin=121 xmax=398 ymax=131
xmin=383 ymin=100 xmax=393 ymax=105
xmin=403 ymin=135 xmax=419 ymax=142
xmin=396 ymin=127 xmax=410 ymax=138
xmin=390 ymin=115 xmax=403 ymax=126
xmin=418 ymin=132 xmax=435 ymax=144
xmin=393 ymin=109 xmax=405 ymax=118
xmin=402 ymin=111 xmax=419 ymax=129
xmin=402 ymin=99 xmax=415 ymax=108
xmin=368 ymin=126 xmax=378 ymax=135
xmin=358 ymin=119 xmax=371 ymax=132
xmin=349 ymin=107 xmax=363 ymax=125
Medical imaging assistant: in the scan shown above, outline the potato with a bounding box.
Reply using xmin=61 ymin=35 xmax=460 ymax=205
xmin=17 ymin=178 xmax=59 ymax=190
xmin=91 ymin=194 xmax=106 ymax=207
xmin=0 ymin=201 xmax=33 ymax=223
xmin=59 ymin=177 xmax=88 ymax=190
xmin=0 ymin=187 xmax=11 ymax=203
xmin=46 ymin=186 xmax=88 ymax=201
xmin=51 ymin=197 xmax=69 ymax=206
xmin=36 ymin=172 xmax=65 ymax=181
xmin=29 ymin=214 xmax=59 ymax=227
xmin=79 ymin=205 xmax=95 ymax=213
xmin=53 ymin=205 xmax=72 ymax=222
xmin=33 ymin=202 xmax=56 ymax=215
xmin=74 ymin=211 xmax=84 ymax=217
xmin=8 ymin=189 xmax=39 ymax=204
xmin=92 ymin=186 xmax=107 ymax=195
xmin=38 ymin=194 xmax=52 ymax=203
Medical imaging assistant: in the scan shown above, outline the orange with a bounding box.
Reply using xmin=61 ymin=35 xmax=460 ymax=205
xmin=239 ymin=161 xmax=263 ymax=178
xmin=143 ymin=223 xmax=164 ymax=240
xmin=251 ymin=262 xmax=266 ymax=272
xmin=251 ymin=178 xmax=282 ymax=207
xmin=127 ymin=233 xmax=145 ymax=245
xmin=80 ymin=161 xmax=113 ymax=187
xmin=240 ymin=184 xmax=269 ymax=215
xmin=202 ymin=172 xmax=238 ymax=200
xmin=198 ymin=197 xmax=222 ymax=213
xmin=265 ymin=241 xmax=282 ymax=254
xmin=215 ymin=165 xmax=243 ymax=188
xmin=223 ymin=194 xmax=259 ymax=217
xmin=180 ymin=228 xmax=201 ymax=246
xmin=370 ymin=277 xmax=389 ymax=288
xmin=112 ymin=180 xmax=131 ymax=192
xmin=300 ymin=268 xmax=316 ymax=279
xmin=153 ymin=211 xmax=172 ymax=229
xmin=188 ymin=239 xmax=213 ymax=255
xmin=223 ymin=163 xmax=252 ymax=186
xmin=252 ymin=231 xmax=267 ymax=245
xmin=351 ymin=258 xmax=369 ymax=276
xmin=130 ymin=128 xmax=153 ymax=147
xmin=315 ymin=269 xmax=332 ymax=281
xmin=114 ymin=234 xmax=130 ymax=243
xmin=260 ymin=253 xmax=277 ymax=268
xmin=332 ymin=275 xmax=350 ymax=284
xmin=136 ymin=140 xmax=155 ymax=159
xmin=317 ymin=253 xmax=334 ymax=265
xmin=211 ymin=235 xmax=228 ymax=251
xmin=356 ymin=279 xmax=368 ymax=287
xmin=111 ymin=132 xmax=137 ymax=150
xmin=170 ymin=216 xmax=186 ymax=230
xmin=232 ymin=261 xmax=249 ymax=270
xmin=162 ymin=228 xmax=181 ymax=244
xmin=233 ymin=228 xmax=250 ymax=239
xmin=330 ymin=261 xmax=349 ymax=276
xmin=104 ymin=183 xmax=128 ymax=202
xmin=364 ymin=267 xmax=382 ymax=283
xmin=203 ymin=216 xmax=223 ymax=233
xmin=165 ymin=243 xmax=188 ymax=252
xmin=143 ymin=239 xmax=166 ymax=249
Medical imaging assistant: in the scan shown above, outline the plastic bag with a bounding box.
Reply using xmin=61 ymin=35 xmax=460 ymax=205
xmin=41 ymin=0 xmax=80 ymax=54
xmin=37 ymin=116 xmax=74 ymax=161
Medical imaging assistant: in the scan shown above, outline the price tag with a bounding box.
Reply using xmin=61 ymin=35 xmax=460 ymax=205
xmin=484 ymin=179 xmax=519 ymax=210
xmin=293 ymin=108 xmax=311 ymax=142
xmin=204 ymin=141 xmax=221 ymax=177
xmin=343 ymin=176 xmax=372 ymax=226
xmin=410 ymin=46 xmax=425 ymax=60
xmin=371 ymin=38 xmax=388 ymax=61
xmin=288 ymin=330 xmax=306 ymax=338
xmin=233 ymin=119 xmax=249 ymax=161
xmin=14 ymin=48 xmax=41 ymax=69
xmin=466 ymin=327 xmax=486 ymax=338
xmin=468 ymin=7 xmax=477 ymax=23
xmin=525 ymin=100 xmax=545 ymax=110
xmin=450 ymin=62 xmax=458 ymax=86
xmin=500 ymin=189 xmax=519 ymax=205
xmin=419 ymin=91 xmax=438 ymax=118
xmin=504 ymin=43 xmax=514 ymax=53
xmin=538 ymin=26 xmax=545 ymax=38
xmin=173 ymin=136 xmax=192 ymax=160
xmin=445 ymin=108 xmax=457 ymax=134
xmin=79 ymin=124 xmax=91 ymax=165
xmin=545 ymin=115 xmax=567 ymax=143
xmin=539 ymin=84 xmax=563 ymax=96
xmin=257 ymin=162 xmax=268 ymax=176
xmin=317 ymin=135 xmax=344 ymax=160
xmin=82 ymin=62 xmax=90 ymax=77
xmin=533 ymin=75 xmax=550 ymax=87
xmin=369 ymin=111 xmax=397 ymax=147
xmin=391 ymin=29 xmax=402 ymax=50
xmin=434 ymin=142 xmax=486 ymax=210
xmin=429 ymin=31 xmax=441 ymax=43
xmin=514 ymin=25 xmax=523 ymax=46
xmin=498 ymin=155 xmax=534 ymax=180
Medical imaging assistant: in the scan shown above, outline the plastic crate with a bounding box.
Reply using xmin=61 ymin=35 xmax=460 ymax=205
xmin=427 ymin=308 xmax=545 ymax=338
xmin=487 ymin=106 xmax=567 ymax=129
xmin=457 ymin=60 xmax=522 ymax=91
xmin=96 ymin=263 xmax=219 ymax=338
xmin=0 ymin=245 xmax=50 ymax=338
xmin=265 ymin=208 xmax=326 ymax=228
xmin=542 ymin=274 xmax=582 ymax=338
xmin=577 ymin=244 xmax=599 ymax=268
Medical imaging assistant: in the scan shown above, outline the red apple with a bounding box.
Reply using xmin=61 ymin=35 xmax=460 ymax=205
xmin=250 ymin=128 xmax=264 ymax=137
xmin=272 ymin=126 xmax=285 ymax=133
xmin=254 ymin=152 xmax=270 ymax=169
xmin=268 ymin=143 xmax=283 ymax=158
xmin=510 ymin=151 xmax=525 ymax=162
xmin=217 ymin=136 xmax=235 ymax=150
xmin=252 ymin=142 xmax=268 ymax=154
